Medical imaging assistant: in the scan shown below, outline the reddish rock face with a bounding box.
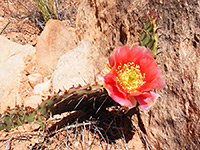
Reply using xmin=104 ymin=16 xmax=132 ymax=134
xmin=75 ymin=0 xmax=200 ymax=149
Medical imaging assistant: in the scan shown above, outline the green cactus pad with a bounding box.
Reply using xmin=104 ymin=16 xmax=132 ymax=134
xmin=36 ymin=84 xmax=116 ymax=118
xmin=0 ymin=84 xmax=116 ymax=131
xmin=0 ymin=106 xmax=45 ymax=131
xmin=139 ymin=12 xmax=159 ymax=56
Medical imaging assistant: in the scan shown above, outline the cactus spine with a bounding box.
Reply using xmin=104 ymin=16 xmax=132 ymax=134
xmin=139 ymin=12 xmax=159 ymax=56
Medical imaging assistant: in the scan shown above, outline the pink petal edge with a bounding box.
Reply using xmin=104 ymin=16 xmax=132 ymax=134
xmin=136 ymin=92 xmax=160 ymax=113
xmin=104 ymin=83 xmax=137 ymax=108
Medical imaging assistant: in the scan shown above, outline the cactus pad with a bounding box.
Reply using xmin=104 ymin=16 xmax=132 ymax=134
xmin=0 ymin=84 xmax=116 ymax=131
xmin=37 ymin=84 xmax=115 ymax=118
xmin=0 ymin=105 xmax=45 ymax=131
xmin=139 ymin=12 xmax=159 ymax=56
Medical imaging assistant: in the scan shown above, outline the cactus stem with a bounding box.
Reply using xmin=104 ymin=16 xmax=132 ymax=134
xmin=24 ymin=120 xmax=28 ymax=124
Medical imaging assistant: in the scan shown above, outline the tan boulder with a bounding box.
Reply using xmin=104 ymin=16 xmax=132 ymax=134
xmin=36 ymin=19 xmax=78 ymax=75
xmin=52 ymin=39 xmax=106 ymax=91
xmin=0 ymin=36 xmax=36 ymax=112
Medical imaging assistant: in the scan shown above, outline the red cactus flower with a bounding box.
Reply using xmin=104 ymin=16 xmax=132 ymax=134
xmin=104 ymin=46 xmax=165 ymax=112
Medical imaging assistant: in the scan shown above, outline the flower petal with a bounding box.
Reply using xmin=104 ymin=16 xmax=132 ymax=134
xmin=104 ymin=46 xmax=165 ymax=112
xmin=113 ymin=46 xmax=154 ymax=66
xmin=109 ymin=56 xmax=115 ymax=67
xmin=136 ymin=92 xmax=160 ymax=112
xmin=104 ymin=81 xmax=137 ymax=108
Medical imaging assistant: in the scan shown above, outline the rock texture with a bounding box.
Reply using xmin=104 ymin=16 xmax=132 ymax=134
xmin=36 ymin=19 xmax=78 ymax=75
xmin=75 ymin=0 xmax=200 ymax=149
xmin=52 ymin=39 xmax=105 ymax=91
xmin=0 ymin=36 xmax=36 ymax=111
xmin=75 ymin=0 xmax=147 ymax=56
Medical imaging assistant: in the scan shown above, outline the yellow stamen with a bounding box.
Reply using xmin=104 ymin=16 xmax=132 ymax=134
xmin=116 ymin=62 xmax=146 ymax=93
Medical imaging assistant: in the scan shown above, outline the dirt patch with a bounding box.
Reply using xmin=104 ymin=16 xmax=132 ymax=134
xmin=0 ymin=0 xmax=79 ymax=46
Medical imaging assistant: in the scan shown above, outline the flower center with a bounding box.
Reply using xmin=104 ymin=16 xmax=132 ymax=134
xmin=116 ymin=62 xmax=146 ymax=93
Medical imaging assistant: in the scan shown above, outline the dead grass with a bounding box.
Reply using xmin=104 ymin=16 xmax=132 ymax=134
xmin=0 ymin=0 xmax=79 ymax=45
xmin=5 ymin=0 xmax=79 ymax=29
xmin=0 ymin=107 xmax=151 ymax=150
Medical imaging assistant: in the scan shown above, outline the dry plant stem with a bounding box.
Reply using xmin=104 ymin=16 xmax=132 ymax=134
xmin=138 ymin=128 xmax=153 ymax=150
xmin=49 ymin=121 xmax=97 ymax=136
xmin=121 ymin=127 xmax=129 ymax=150
xmin=0 ymin=20 xmax=11 ymax=35
xmin=132 ymin=121 xmax=154 ymax=150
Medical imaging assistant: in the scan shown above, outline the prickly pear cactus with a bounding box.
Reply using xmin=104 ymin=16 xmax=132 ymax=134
xmin=0 ymin=105 xmax=45 ymax=131
xmin=36 ymin=84 xmax=115 ymax=118
xmin=0 ymin=12 xmax=159 ymax=132
xmin=139 ymin=12 xmax=159 ymax=56
xmin=0 ymin=84 xmax=116 ymax=131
